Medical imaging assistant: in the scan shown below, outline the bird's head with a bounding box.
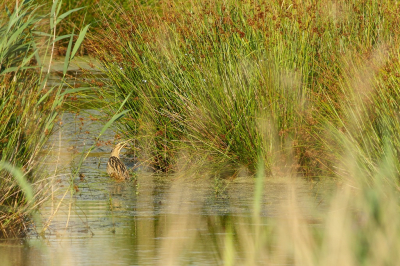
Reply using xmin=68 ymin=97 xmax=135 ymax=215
xmin=110 ymin=140 xmax=131 ymax=157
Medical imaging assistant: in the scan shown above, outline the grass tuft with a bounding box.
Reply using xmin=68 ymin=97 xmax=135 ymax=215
xmin=0 ymin=0 xmax=88 ymax=237
xmin=88 ymin=0 xmax=400 ymax=179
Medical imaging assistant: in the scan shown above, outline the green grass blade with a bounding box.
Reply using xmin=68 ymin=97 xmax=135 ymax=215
xmin=61 ymin=87 xmax=91 ymax=96
xmin=53 ymin=33 xmax=73 ymax=44
xmin=98 ymin=110 xmax=130 ymax=137
xmin=50 ymin=0 xmax=59 ymax=29
xmin=56 ymin=7 xmax=85 ymax=24
xmin=32 ymin=31 xmax=53 ymax=37
xmin=36 ymin=87 xmax=56 ymax=106
xmin=63 ymin=29 xmax=74 ymax=75
xmin=70 ymin=24 xmax=89 ymax=60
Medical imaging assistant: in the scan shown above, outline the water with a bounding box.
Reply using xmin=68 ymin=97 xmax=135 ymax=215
xmin=0 ymin=59 xmax=336 ymax=265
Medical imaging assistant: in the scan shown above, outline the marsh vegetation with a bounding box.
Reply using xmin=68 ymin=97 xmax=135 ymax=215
xmin=2 ymin=0 xmax=400 ymax=265
xmin=89 ymin=0 xmax=400 ymax=179
xmin=0 ymin=0 xmax=87 ymax=237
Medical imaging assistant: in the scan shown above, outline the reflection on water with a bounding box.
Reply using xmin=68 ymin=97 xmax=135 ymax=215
xmin=0 ymin=171 xmax=333 ymax=266
xmin=0 ymin=61 xmax=336 ymax=265
xmin=0 ymin=124 xmax=335 ymax=265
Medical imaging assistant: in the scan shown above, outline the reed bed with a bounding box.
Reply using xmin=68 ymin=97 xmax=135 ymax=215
xmin=88 ymin=0 xmax=400 ymax=179
xmin=0 ymin=0 xmax=395 ymax=262
xmin=0 ymin=0 xmax=87 ymax=237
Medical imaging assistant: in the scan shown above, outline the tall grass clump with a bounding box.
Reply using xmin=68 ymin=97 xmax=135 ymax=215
xmin=225 ymin=51 xmax=400 ymax=263
xmin=89 ymin=1 xmax=309 ymax=173
xmin=89 ymin=0 xmax=400 ymax=177
xmin=229 ymin=63 xmax=400 ymax=262
xmin=0 ymin=0 xmax=87 ymax=237
xmin=153 ymin=69 xmax=400 ymax=263
xmin=320 ymin=46 xmax=400 ymax=185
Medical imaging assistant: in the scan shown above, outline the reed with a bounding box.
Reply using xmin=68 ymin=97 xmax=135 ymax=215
xmin=0 ymin=0 xmax=87 ymax=237
xmin=88 ymin=0 xmax=400 ymax=178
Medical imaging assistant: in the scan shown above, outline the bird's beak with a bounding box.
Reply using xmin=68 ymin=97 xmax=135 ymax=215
xmin=122 ymin=143 xmax=129 ymax=149
xmin=120 ymin=139 xmax=132 ymax=148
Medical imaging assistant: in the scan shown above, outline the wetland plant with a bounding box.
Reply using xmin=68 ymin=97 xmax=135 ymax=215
xmin=89 ymin=0 xmax=400 ymax=181
xmin=0 ymin=0 xmax=87 ymax=237
xmin=1 ymin=0 xmax=396 ymax=263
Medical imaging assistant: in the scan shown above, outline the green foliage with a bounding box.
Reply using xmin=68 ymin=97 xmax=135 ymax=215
xmin=0 ymin=0 xmax=88 ymax=237
xmin=89 ymin=0 xmax=400 ymax=179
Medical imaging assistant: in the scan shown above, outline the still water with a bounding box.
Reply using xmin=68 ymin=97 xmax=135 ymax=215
xmin=0 ymin=61 xmax=335 ymax=266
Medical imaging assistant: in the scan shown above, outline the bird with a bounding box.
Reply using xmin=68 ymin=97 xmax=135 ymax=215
xmin=107 ymin=141 xmax=130 ymax=180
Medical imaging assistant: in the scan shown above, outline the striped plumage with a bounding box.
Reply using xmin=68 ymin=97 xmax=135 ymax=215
xmin=107 ymin=142 xmax=129 ymax=180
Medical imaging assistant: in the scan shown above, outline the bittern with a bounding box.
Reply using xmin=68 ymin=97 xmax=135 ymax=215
xmin=107 ymin=141 xmax=130 ymax=180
